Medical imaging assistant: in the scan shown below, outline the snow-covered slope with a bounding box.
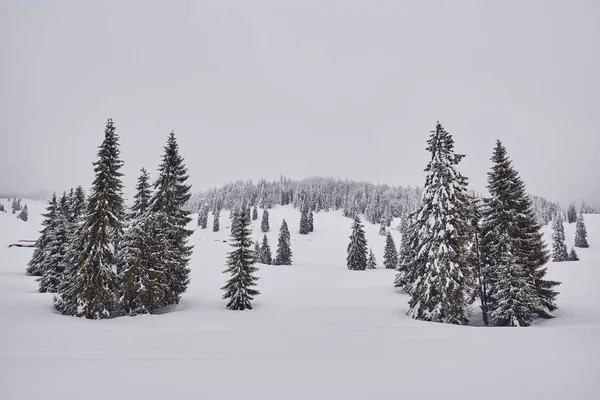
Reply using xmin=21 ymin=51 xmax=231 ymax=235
xmin=1 ymin=201 xmax=598 ymax=400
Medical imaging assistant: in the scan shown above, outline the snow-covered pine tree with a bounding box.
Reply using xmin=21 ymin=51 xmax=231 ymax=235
xmin=131 ymin=168 xmax=152 ymax=219
xmin=299 ymin=204 xmax=310 ymax=234
xmin=259 ymin=234 xmax=272 ymax=265
xmin=252 ymin=204 xmax=258 ymax=221
xmin=383 ymin=231 xmax=398 ymax=269
xmin=222 ymin=207 xmax=260 ymax=310
xmin=200 ymin=203 xmax=209 ymax=229
xmin=261 ymin=209 xmax=270 ymax=233
xmin=551 ymin=215 xmax=569 ymax=262
xmin=574 ymin=212 xmax=589 ymax=248
xmin=273 ymin=219 xmax=292 ymax=265
xmin=468 ymin=198 xmax=488 ymax=325
xmin=308 ymin=209 xmax=314 ymax=232
xmin=568 ymin=247 xmax=579 ymax=261
xmin=367 ymin=248 xmax=377 ymax=269
xmin=213 ymin=209 xmax=221 ymax=232
xmin=17 ymin=204 xmax=28 ymax=221
xmin=253 ymin=241 xmax=261 ymax=261
xmin=346 ymin=215 xmax=367 ymax=271
xmin=406 ymin=122 xmax=472 ymax=325
xmin=0 ymin=203 xmax=4 ymax=212
xmin=148 ymin=131 xmax=194 ymax=307
xmin=27 ymin=194 xmax=58 ymax=276
xmin=38 ymin=193 xmax=71 ymax=293
xmin=394 ymin=215 xmax=417 ymax=290
xmin=567 ymin=203 xmax=577 ymax=224
xmin=379 ymin=220 xmax=386 ymax=236
xmin=70 ymin=186 xmax=86 ymax=223
xmin=481 ymin=140 xmax=559 ymax=326
xmin=71 ymin=118 xmax=126 ymax=319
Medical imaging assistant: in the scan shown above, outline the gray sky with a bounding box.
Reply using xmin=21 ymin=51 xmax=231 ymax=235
xmin=1 ymin=0 xmax=599 ymax=206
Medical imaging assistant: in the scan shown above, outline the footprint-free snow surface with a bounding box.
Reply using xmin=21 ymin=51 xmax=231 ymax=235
xmin=1 ymin=199 xmax=599 ymax=399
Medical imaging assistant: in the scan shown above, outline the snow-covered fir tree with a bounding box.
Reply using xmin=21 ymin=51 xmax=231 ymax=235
xmin=27 ymin=194 xmax=58 ymax=276
xmin=346 ymin=215 xmax=367 ymax=271
xmin=17 ymin=204 xmax=28 ymax=221
xmin=568 ymin=247 xmax=579 ymax=261
xmin=222 ymin=208 xmax=260 ymax=310
xmin=379 ymin=220 xmax=386 ymax=236
xmin=259 ymin=234 xmax=272 ymax=265
xmin=299 ymin=205 xmax=310 ymax=234
xmin=273 ymin=219 xmax=292 ymax=265
xmin=131 ymin=168 xmax=152 ymax=219
xmin=148 ymin=131 xmax=194 ymax=307
xmin=394 ymin=215 xmax=417 ymax=290
xmin=308 ymin=209 xmax=314 ymax=232
xmin=383 ymin=231 xmax=398 ymax=270
xmin=38 ymin=194 xmax=71 ymax=293
xmin=252 ymin=204 xmax=258 ymax=221
xmin=551 ymin=214 xmax=569 ymax=262
xmin=367 ymin=248 xmax=377 ymax=269
xmin=197 ymin=202 xmax=209 ymax=229
xmin=406 ymin=122 xmax=472 ymax=325
xmin=567 ymin=203 xmax=577 ymax=224
xmin=213 ymin=209 xmax=220 ymax=232
xmin=261 ymin=209 xmax=270 ymax=233
xmin=69 ymin=186 xmax=86 ymax=223
xmin=481 ymin=140 xmax=559 ymax=326
xmin=71 ymin=119 xmax=126 ymax=319
xmin=574 ymin=212 xmax=589 ymax=248
xmin=253 ymin=241 xmax=261 ymax=261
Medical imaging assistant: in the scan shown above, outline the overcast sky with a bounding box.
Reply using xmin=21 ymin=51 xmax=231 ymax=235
xmin=1 ymin=0 xmax=599 ymax=206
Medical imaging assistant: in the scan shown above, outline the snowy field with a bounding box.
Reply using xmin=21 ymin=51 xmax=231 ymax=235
xmin=1 ymin=198 xmax=599 ymax=400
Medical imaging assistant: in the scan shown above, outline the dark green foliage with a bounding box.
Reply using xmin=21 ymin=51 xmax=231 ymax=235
xmin=299 ymin=205 xmax=310 ymax=234
xmin=347 ymin=215 xmax=367 ymax=271
xmin=253 ymin=241 xmax=261 ymax=261
xmin=72 ymin=119 xmax=126 ymax=319
xmin=567 ymin=203 xmax=577 ymax=224
xmin=38 ymin=194 xmax=70 ymax=293
xmin=574 ymin=212 xmax=589 ymax=248
xmin=69 ymin=186 xmax=86 ymax=222
xmin=213 ymin=210 xmax=220 ymax=232
xmin=367 ymin=248 xmax=377 ymax=269
xmin=551 ymin=215 xmax=569 ymax=262
xmin=259 ymin=234 xmax=272 ymax=265
xmin=149 ymin=131 xmax=194 ymax=307
xmin=131 ymin=168 xmax=152 ymax=219
xmin=406 ymin=123 xmax=472 ymax=325
xmin=222 ymin=208 xmax=260 ymax=310
xmin=261 ymin=209 xmax=270 ymax=233
xmin=274 ymin=219 xmax=292 ymax=265
xmin=17 ymin=204 xmax=28 ymax=221
xmin=27 ymin=194 xmax=58 ymax=276
xmin=383 ymin=232 xmax=398 ymax=269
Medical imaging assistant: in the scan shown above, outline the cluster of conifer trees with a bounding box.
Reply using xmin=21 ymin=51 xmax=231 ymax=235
xmin=0 ymin=197 xmax=28 ymax=220
xmin=26 ymin=119 xmax=193 ymax=319
xmin=550 ymin=206 xmax=590 ymax=262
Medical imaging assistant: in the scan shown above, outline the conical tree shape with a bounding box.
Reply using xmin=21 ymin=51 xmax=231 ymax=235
xmin=406 ymin=122 xmax=472 ymax=325
xmin=131 ymin=168 xmax=152 ymax=219
xmin=383 ymin=232 xmax=398 ymax=270
xmin=38 ymin=193 xmax=71 ymax=293
xmin=299 ymin=205 xmax=310 ymax=234
xmin=261 ymin=209 xmax=270 ymax=233
xmin=222 ymin=208 xmax=260 ymax=310
xmin=252 ymin=205 xmax=258 ymax=221
xmin=259 ymin=234 xmax=273 ymax=265
xmin=148 ymin=131 xmax=194 ymax=307
xmin=213 ymin=210 xmax=220 ymax=232
xmin=574 ymin=212 xmax=589 ymax=248
xmin=308 ymin=209 xmax=314 ymax=232
xmin=72 ymin=119 xmax=126 ymax=319
xmin=347 ymin=215 xmax=367 ymax=271
xmin=253 ymin=241 xmax=261 ymax=261
xmin=551 ymin=215 xmax=569 ymax=262
xmin=274 ymin=220 xmax=292 ymax=265
xmin=567 ymin=203 xmax=577 ymax=224
xmin=27 ymin=194 xmax=58 ymax=276
xmin=17 ymin=204 xmax=28 ymax=221
xmin=367 ymin=248 xmax=377 ymax=269
xmin=394 ymin=215 xmax=418 ymax=291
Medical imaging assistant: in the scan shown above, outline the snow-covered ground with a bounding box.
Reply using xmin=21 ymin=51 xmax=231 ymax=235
xmin=1 ymin=198 xmax=598 ymax=400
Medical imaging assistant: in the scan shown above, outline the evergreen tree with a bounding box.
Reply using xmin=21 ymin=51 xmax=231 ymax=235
xmin=261 ymin=209 xmax=270 ymax=233
xmin=299 ymin=205 xmax=310 ymax=234
xmin=394 ymin=215 xmax=417 ymax=290
xmin=367 ymin=248 xmax=377 ymax=269
xmin=252 ymin=204 xmax=258 ymax=221
xmin=567 ymin=203 xmax=577 ymax=224
xmin=347 ymin=215 xmax=367 ymax=271
xmin=468 ymin=198 xmax=488 ymax=325
xmin=119 ymin=212 xmax=168 ymax=315
xmin=0 ymin=203 xmax=4 ymax=212
xmin=379 ymin=220 xmax=386 ymax=236
xmin=70 ymin=186 xmax=86 ymax=223
xmin=259 ymin=234 xmax=272 ymax=265
xmin=131 ymin=168 xmax=152 ymax=219
xmin=481 ymin=140 xmax=559 ymax=326
xmin=17 ymin=204 xmax=28 ymax=221
xmin=406 ymin=122 xmax=472 ymax=325
xmin=253 ymin=241 xmax=261 ymax=261
xmin=383 ymin=232 xmax=398 ymax=270
xmin=551 ymin=215 xmax=569 ymax=262
xmin=222 ymin=208 xmax=260 ymax=310
xmin=568 ymin=247 xmax=579 ymax=261
xmin=273 ymin=219 xmax=292 ymax=265
xmin=197 ymin=202 xmax=209 ymax=229
xmin=213 ymin=210 xmax=220 ymax=232
xmin=574 ymin=212 xmax=589 ymax=248
xmin=148 ymin=131 xmax=194 ymax=307
xmin=27 ymin=194 xmax=58 ymax=276
xmin=38 ymin=194 xmax=71 ymax=293
xmin=308 ymin=209 xmax=314 ymax=232
xmin=72 ymin=119 xmax=126 ymax=319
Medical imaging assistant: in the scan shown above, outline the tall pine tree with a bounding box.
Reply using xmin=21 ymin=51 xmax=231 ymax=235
xmin=38 ymin=193 xmax=71 ymax=293
xmin=131 ymin=168 xmax=152 ymax=218
xmin=551 ymin=214 xmax=569 ymax=262
xmin=574 ymin=211 xmax=589 ymax=248
xmin=222 ymin=208 xmax=260 ymax=310
xmin=259 ymin=234 xmax=272 ymax=265
xmin=273 ymin=219 xmax=292 ymax=265
xmin=299 ymin=204 xmax=310 ymax=234
xmin=347 ymin=215 xmax=367 ymax=271
xmin=213 ymin=209 xmax=221 ymax=232
xmin=406 ymin=122 xmax=472 ymax=325
xmin=72 ymin=119 xmax=126 ymax=319
xmin=27 ymin=194 xmax=58 ymax=276
xmin=148 ymin=132 xmax=194 ymax=306
xmin=383 ymin=232 xmax=398 ymax=270
xmin=261 ymin=209 xmax=270 ymax=233
xmin=367 ymin=248 xmax=377 ymax=269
